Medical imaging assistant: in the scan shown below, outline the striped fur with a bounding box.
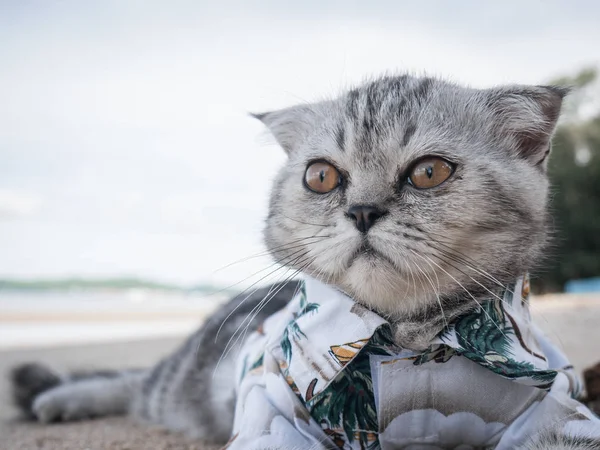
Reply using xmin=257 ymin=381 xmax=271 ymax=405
xmin=11 ymin=74 xmax=592 ymax=448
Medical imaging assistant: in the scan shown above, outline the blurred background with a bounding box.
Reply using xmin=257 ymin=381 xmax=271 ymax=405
xmin=1 ymin=2 xmax=599 ymax=447
xmin=1 ymin=2 xmax=599 ymax=356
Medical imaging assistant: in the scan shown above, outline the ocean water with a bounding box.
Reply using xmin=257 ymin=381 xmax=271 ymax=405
xmin=0 ymin=290 xmax=228 ymax=349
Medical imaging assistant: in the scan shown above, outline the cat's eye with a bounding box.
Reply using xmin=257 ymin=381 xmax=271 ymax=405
xmin=408 ymin=157 xmax=455 ymax=189
xmin=304 ymin=161 xmax=342 ymax=194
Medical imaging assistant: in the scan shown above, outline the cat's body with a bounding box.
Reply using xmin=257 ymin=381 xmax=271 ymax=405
xmin=13 ymin=282 xmax=296 ymax=444
xmin=11 ymin=74 xmax=600 ymax=449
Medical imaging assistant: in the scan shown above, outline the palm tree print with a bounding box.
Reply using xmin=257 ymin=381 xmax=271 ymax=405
xmin=306 ymin=325 xmax=399 ymax=450
xmin=280 ymin=282 xmax=319 ymax=364
xmin=239 ymin=353 xmax=265 ymax=382
xmin=436 ymin=299 xmax=557 ymax=386
xmin=411 ymin=344 xmax=456 ymax=365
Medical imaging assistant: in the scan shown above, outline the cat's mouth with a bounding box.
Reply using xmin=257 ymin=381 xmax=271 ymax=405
xmin=354 ymin=242 xmax=377 ymax=257
xmin=349 ymin=240 xmax=400 ymax=270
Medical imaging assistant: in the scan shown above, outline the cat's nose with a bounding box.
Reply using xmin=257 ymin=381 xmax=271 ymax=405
xmin=346 ymin=205 xmax=388 ymax=233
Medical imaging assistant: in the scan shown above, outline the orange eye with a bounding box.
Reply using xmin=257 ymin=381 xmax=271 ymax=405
xmin=408 ymin=157 xmax=454 ymax=189
xmin=304 ymin=161 xmax=341 ymax=194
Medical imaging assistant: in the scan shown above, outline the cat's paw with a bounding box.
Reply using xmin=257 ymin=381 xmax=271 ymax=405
xmin=32 ymin=387 xmax=91 ymax=423
xmin=11 ymin=362 xmax=63 ymax=419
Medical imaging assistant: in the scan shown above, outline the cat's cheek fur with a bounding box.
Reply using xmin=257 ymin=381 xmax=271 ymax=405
xmin=259 ymin=74 xmax=565 ymax=330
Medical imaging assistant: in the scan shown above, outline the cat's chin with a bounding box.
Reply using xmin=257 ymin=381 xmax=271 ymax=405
xmin=334 ymin=254 xmax=431 ymax=318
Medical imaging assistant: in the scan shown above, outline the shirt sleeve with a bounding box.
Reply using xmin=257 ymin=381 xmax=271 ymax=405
xmin=225 ymin=350 xmax=334 ymax=450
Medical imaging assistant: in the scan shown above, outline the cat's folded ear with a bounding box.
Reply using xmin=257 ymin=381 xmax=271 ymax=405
xmin=250 ymin=105 xmax=318 ymax=154
xmin=485 ymin=85 xmax=570 ymax=170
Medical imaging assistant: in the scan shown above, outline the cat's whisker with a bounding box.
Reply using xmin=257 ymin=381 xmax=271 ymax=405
xmin=424 ymin=235 xmax=512 ymax=291
xmin=410 ymin=253 xmax=448 ymax=330
xmin=213 ymin=232 xmax=333 ymax=342
xmin=212 ymin=235 xmax=332 ymax=274
xmin=372 ymin=232 xmax=424 ymax=304
xmin=215 ymin=263 xmax=302 ymax=370
xmin=203 ymin=246 xmax=312 ymax=302
xmin=420 ymin=250 xmax=442 ymax=292
xmin=436 ymin=248 xmax=516 ymax=298
xmin=412 ymin=228 xmax=501 ymax=271
xmin=216 ymin=253 xmax=317 ymax=371
xmin=231 ymin=273 xmax=295 ymax=363
xmin=428 ymin=250 xmax=509 ymax=305
xmin=403 ymin=258 xmax=419 ymax=304
xmin=391 ymin=225 xmax=513 ymax=292
xmin=234 ymin=264 xmax=311 ymax=359
xmin=427 ymin=247 xmax=563 ymax=346
xmin=308 ymin=253 xmax=329 ymax=286
xmin=410 ymin=261 xmax=428 ymax=305
xmin=430 ymin=245 xmax=506 ymax=287
xmin=236 ymin=247 xmax=326 ymax=339
xmin=219 ymin=235 xmax=345 ymax=367
xmin=415 ymin=252 xmax=510 ymax=342
xmin=212 ymin=247 xmax=318 ymax=343
xmin=215 ymin=249 xmax=326 ymax=342
xmin=263 ymin=234 xmax=333 ymax=255
xmin=236 ymin=263 xmax=308 ymax=341
xmin=280 ymin=213 xmax=331 ymax=228
xmin=430 ymin=248 xmax=556 ymax=321
xmin=425 ymin=240 xmax=514 ymax=295
xmin=219 ymin=248 xmax=318 ymax=349
xmin=207 ymin=265 xmax=290 ymax=364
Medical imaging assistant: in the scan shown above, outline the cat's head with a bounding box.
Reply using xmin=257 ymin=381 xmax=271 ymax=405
xmin=256 ymin=75 xmax=566 ymax=319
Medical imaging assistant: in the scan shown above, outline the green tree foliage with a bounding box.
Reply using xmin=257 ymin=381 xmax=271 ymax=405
xmin=533 ymin=67 xmax=600 ymax=293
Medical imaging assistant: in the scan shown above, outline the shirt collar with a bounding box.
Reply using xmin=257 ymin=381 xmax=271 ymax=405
xmin=270 ymin=276 xmax=389 ymax=400
xmin=275 ymin=274 xmax=564 ymax=404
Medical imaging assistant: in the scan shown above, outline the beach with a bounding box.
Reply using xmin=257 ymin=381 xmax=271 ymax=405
xmin=0 ymin=338 xmax=219 ymax=450
xmin=1 ymin=294 xmax=599 ymax=450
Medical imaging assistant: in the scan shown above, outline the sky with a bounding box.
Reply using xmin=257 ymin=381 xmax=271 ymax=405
xmin=1 ymin=0 xmax=599 ymax=286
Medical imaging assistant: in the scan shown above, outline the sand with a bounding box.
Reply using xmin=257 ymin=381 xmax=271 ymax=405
xmin=0 ymin=338 xmax=218 ymax=450
xmin=1 ymin=295 xmax=599 ymax=450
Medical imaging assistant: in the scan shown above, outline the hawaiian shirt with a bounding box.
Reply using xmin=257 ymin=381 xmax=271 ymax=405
xmin=224 ymin=275 xmax=600 ymax=450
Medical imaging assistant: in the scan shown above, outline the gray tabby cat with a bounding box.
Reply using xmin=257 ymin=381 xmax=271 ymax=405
xmin=11 ymin=74 xmax=596 ymax=449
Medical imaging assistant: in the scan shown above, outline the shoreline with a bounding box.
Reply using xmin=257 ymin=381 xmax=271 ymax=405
xmin=1 ymin=295 xmax=599 ymax=449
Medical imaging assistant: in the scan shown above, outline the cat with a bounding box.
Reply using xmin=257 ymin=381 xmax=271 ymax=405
xmin=11 ymin=74 xmax=600 ymax=449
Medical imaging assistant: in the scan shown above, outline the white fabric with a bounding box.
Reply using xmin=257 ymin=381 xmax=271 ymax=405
xmin=223 ymin=276 xmax=599 ymax=450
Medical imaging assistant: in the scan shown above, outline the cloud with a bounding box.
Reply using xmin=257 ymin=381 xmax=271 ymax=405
xmin=0 ymin=2 xmax=598 ymax=281
xmin=0 ymin=189 xmax=42 ymax=219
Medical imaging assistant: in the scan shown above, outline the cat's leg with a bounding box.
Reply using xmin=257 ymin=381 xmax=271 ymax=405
xmin=9 ymin=281 xmax=297 ymax=444
xmin=11 ymin=363 xmax=144 ymax=422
